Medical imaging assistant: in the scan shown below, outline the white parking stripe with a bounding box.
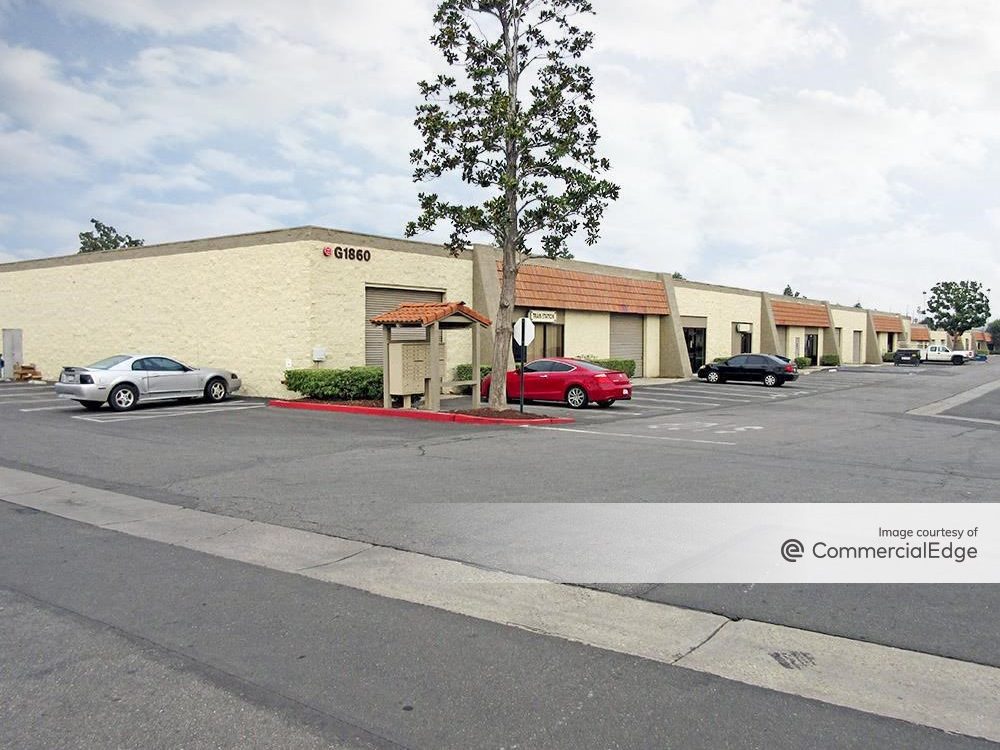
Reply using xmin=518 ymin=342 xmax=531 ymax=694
xmin=633 ymin=392 xmax=754 ymax=404
xmin=19 ymin=405 xmax=79 ymax=412
xmin=629 ymin=396 xmax=721 ymax=407
xmin=521 ymin=425 xmax=738 ymax=446
xmin=655 ymin=386 xmax=790 ymax=399
xmin=0 ymin=398 xmax=65 ymax=405
xmin=72 ymin=404 xmax=265 ymax=423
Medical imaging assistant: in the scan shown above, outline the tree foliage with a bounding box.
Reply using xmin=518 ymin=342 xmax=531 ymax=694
xmin=78 ymin=219 xmax=144 ymax=254
xmin=406 ymin=0 xmax=618 ymax=409
xmin=783 ymin=285 xmax=801 ymax=298
xmin=921 ymin=281 xmax=991 ymax=340
xmin=985 ymin=318 xmax=1000 ymax=352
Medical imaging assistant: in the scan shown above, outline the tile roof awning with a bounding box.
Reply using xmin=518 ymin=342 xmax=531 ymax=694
xmin=370 ymin=301 xmax=492 ymax=327
xmin=910 ymin=325 xmax=931 ymax=342
xmin=872 ymin=314 xmax=904 ymax=333
xmin=973 ymin=331 xmax=991 ymax=343
xmin=770 ymin=299 xmax=831 ymax=327
xmin=500 ymin=263 xmax=670 ymax=315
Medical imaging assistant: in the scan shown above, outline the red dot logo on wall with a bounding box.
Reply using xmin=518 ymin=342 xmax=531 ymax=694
xmin=322 ymin=246 xmax=333 ymax=257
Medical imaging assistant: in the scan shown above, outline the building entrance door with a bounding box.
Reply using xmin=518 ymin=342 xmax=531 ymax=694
xmin=852 ymin=331 xmax=862 ymax=363
xmin=684 ymin=327 xmax=706 ymax=371
xmin=804 ymin=333 xmax=819 ymax=366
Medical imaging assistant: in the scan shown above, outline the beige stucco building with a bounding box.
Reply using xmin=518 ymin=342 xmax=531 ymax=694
xmin=0 ymin=225 xmax=926 ymax=396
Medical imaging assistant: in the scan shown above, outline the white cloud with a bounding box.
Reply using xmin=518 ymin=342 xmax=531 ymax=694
xmin=194 ymin=149 xmax=292 ymax=184
xmin=596 ymin=0 xmax=847 ymax=78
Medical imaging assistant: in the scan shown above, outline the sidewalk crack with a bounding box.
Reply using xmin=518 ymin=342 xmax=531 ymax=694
xmin=671 ymin=618 xmax=732 ymax=665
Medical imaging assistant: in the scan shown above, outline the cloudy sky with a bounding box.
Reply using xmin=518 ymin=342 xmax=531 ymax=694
xmin=1 ymin=0 xmax=997 ymax=314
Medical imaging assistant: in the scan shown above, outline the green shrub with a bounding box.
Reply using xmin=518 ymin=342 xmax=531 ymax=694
xmin=882 ymin=351 xmax=895 ymax=362
xmin=819 ymin=354 xmax=840 ymax=367
xmin=713 ymin=356 xmax=730 ymax=363
xmin=576 ymin=356 xmax=636 ymax=377
xmin=794 ymin=356 xmax=812 ymax=369
xmin=284 ymin=367 xmax=384 ymax=400
xmin=453 ymin=363 xmax=492 ymax=394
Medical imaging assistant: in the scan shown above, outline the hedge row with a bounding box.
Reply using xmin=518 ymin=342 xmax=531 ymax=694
xmin=576 ymin=357 xmax=637 ymax=377
xmin=453 ymin=363 xmax=492 ymax=394
xmin=882 ymin=351 xmax=896 ymax=362
xmin=794 ymin=356 xmax=812 ymax=369
xmin=285 ymin=367 xmax=384 ymax=400
xmin=819 ymin=354 xmax=841 ymax=366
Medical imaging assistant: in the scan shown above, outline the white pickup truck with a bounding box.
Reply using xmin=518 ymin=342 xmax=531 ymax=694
xmin=921 ymin=345 xmax=974 ymax=365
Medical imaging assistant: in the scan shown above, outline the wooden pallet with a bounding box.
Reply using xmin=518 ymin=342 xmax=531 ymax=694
xmin=13 ymin=363 xmax=43 ymax=381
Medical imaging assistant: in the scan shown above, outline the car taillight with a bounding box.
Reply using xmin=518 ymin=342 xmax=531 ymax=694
xmin=593 ymin=373 xmax=607 ymax=379
xmin=79 ymin=374 xmax=94 ymax=384
xmin=784 ymin=364 xmax=794 ymax=373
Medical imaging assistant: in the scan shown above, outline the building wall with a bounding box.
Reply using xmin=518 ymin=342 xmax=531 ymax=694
xmin=564 ymin=310 xmax=611 ymax=358
xmin=308 ymin=241 xmax=473 ymax=380
xmin=672 ymin=284 xmax=762 ymax=361
xmin=0 ymin=237 xmax=474 ymax=397
xmin=0 ymin=242 xmax=313 ymax=397
xmin=829 ymin=308 xmax=868 ymax=363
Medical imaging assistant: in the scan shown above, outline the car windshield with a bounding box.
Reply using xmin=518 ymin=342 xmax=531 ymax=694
xmin=571 ymin=360 xmax=612 ymax=372
xmin=87 ymin=355 xmax=131 ymax=370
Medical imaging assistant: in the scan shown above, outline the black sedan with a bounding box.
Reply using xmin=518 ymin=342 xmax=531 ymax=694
xmin=696 ymin=354 xmax=798 ymax=387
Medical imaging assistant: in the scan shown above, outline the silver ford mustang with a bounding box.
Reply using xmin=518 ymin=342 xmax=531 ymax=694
xmin=54 ymin=354 xmax=242 ymax=411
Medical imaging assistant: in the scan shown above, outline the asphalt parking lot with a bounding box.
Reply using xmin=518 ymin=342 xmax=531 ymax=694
xmin=1 ymin=363 xmax=998 ymax=668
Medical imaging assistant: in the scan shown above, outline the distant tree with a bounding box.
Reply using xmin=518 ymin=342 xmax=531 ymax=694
xmin=407 ymin=0 xmax=619 ymax=410
xmin=671 ymin=271 xmax=685 ymax=280
xmin=78 ymin=219 xmax=144 ymax=253
xmin=853 ymin=302 xmax=863 ymax=309
xmin=783 ymin=284 xmax=801 ymax=298
xmin=922 ymin=281 xmax=991 ymax=344
xmin=986 ymin=318 xmax=1000 ymax=352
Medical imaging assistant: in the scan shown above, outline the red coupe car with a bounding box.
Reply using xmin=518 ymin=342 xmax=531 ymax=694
xmin=479 ymin=357 xmax=633 ymax=408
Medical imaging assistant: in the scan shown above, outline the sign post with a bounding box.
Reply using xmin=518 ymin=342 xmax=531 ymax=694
xmin=512 ymin=317 xmax=535 ymax=414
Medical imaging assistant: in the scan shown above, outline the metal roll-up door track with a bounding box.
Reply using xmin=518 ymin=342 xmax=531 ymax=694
xmin=365 ymin=287 xmax=444 ymax=367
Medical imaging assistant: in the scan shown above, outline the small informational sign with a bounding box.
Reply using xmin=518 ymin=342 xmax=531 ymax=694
xmin=528 ymin=310 xmax=557 ymax=323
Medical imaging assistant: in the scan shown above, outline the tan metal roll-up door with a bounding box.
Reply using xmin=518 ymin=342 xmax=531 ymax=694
xmin=610 ymin=314 xmax=644 ymax=377
xmin=365 ymin=287 xmax=444 ymax=366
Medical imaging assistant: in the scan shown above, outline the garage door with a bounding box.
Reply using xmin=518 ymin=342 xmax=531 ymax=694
xmin=610 ymin=314 xmax=644 ymax=377
xmin=365 ymin=287 xmax=444 ymax=366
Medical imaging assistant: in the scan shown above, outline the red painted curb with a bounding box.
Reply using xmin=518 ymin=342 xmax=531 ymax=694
xmin=267 ymin=400 xmax=575 ymax=426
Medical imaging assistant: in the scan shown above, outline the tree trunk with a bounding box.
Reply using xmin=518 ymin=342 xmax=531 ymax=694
xmin=488 ymin=247 xmax=517 ymax=411
xmin=487 ymin=5 xmax=521 ymax=412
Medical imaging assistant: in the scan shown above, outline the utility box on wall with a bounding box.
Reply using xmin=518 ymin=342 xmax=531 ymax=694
xmin=386 ymin=342 xmax=447 ymax=395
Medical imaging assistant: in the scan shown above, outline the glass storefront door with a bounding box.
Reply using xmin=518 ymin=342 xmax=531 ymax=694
xmin=684 ymin=327 xmax=706 ymax=371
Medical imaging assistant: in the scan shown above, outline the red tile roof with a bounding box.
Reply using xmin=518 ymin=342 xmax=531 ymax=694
xmin=370 ymin=301 xmax=491 ymax=327
xmin=770 ymin=299 xmax=831 ymax=327
xmin=500 ymin=263 xmax=670 ymax=315
xmin=910 ymin=325 xmax=931 ymax=342
xmin=973 ymin=331 xmax=992 ymax=342
xmin=872 ymin=314 xmax=904 ymax=333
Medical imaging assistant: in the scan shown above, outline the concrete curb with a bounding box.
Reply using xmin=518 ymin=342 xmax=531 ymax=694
xmin=267 ymin=399 xmax=576 ymax=426
xmin=2 ymin=465 xmax=999 ymax=743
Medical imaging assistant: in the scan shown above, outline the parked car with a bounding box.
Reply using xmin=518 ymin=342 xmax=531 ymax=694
xmin=697 ymin=354 xmax=798 ymax=387
xmin=920 ymin=345 xmax=973 ymax=365
xmin=54 ymin=354 xmax=242 ymax=411
xmin=893 ymin=349 xmax=921 ymax=366
xmin=479 ymin=357 xmax=632 ymax=408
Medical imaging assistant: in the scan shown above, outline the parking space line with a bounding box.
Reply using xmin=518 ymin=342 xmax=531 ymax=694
xmin=632 ymin=392 xmax=753 ymax=404
xmin=19 ymin=405 xmax=80 ymax=412
xmin=72 ymin=404 xmax=266 ymax=423
xmin=521 ymin=425 xmax=738 ymax=446
xmin=0 ymin=398 xmax=65 ymax=405
xmin=654 ymin=386 xmax=790 ymax=399
xmin=629 ymin=396 xmax=721 ymax=407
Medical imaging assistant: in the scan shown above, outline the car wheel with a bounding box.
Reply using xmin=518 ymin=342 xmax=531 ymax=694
xmin=596 ymin=399 xmax=615 ymax=408
xmin=204 ymin=377 xmax=229 ymax=403
xmin=108 ymin=384 xmax=138 ymax=412
xmin=566 ymin=386 xmax=589 ymax=409
xmin=706 ymin=371 xmax=721 ymax=384
xmin=763 ymin=373 xmax=779 ymax=387
xmin=952 ymin=355 xmax=964 ymax=365
xmin=78 ymin=401 xmax=102 ymax=411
